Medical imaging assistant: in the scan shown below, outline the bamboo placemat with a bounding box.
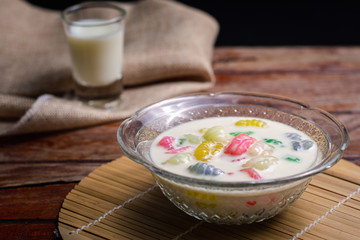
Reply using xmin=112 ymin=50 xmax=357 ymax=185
xmin=58 ymin=157 xmax=360 ymax=240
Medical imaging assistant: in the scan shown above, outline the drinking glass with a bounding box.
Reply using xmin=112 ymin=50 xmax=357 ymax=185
xmin=62 ymin=2 xmax=126 ymax=109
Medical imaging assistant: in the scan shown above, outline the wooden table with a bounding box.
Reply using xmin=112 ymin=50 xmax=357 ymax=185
xmin=1 ymin=47 xmax=359 ymax=239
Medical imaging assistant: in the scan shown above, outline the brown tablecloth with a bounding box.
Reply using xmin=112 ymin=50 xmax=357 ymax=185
xmin=0 ymin=0 xmax=219 ymax=136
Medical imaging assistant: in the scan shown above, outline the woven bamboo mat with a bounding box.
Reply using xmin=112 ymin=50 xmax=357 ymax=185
xmin=58 ymin=157 xmax=360 ymax=240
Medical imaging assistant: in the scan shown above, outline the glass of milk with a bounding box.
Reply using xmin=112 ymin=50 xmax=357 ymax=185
xmin=62 ymin=2 xmax=126 ymax=109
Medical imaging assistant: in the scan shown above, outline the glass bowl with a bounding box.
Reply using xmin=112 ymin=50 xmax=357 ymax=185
xmin=117 ymin=92 xmax=349 ymax=224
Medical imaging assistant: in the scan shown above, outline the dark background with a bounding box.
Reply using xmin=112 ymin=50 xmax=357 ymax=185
xmin=27 ymin=0 xmax=360 ymax=46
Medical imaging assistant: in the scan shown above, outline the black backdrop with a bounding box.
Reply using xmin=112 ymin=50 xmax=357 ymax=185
xmin=27 ymin=0 xmax=360 ymax=46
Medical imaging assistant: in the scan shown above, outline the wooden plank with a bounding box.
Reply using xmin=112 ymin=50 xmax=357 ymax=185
xmin=0 ymin=222 xmax=58 ymax=240
xmin=0 ymin=183 xmax=75 ymax=219
xmin=213 ymin=47 xmax=360 ymax=73
xmin=0 ymin=121 xmax=122 ymax=163
xmin=0 ymin=163 xmax=102 ymax=187
xmin=212 ymin=73 xmax=360 ymax=112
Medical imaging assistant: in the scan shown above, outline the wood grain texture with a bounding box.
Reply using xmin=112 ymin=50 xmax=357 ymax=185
xmin=0 ymin=184 xmax=75 ymax=239
xmin=1 ymin=47 xmax=360 ymax=239
xmin=0 ymin=163 xmax=102 ymax=187
xmin=0 ymin=184 xmax=76 ymax=219
xmin=0 ymin=222 xmax=59 ymax=240
xmin=213 ymin=47 xmax=360 ymax=73
xmin=0 ymin=122 xmax=123 ymax=163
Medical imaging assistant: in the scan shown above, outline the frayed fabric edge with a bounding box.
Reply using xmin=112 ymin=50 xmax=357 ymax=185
xmin=0 ymin=94 xmax=54 ymax=136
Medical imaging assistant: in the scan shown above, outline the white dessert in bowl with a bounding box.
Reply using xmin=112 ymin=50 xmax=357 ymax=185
xmin=151 ymin=117 xmax=319 ymax=181
xmin=117 ymin=92 xmax=349 ymax=224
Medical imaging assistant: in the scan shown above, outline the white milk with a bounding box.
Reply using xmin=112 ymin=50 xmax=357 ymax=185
xmin=66 ymin=19 xmax=124 ymax=86
xmin=150 ymin=117 xmax=320 ymax=181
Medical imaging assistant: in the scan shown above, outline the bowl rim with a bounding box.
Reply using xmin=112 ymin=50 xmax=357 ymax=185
xmin=117 ymin=92 xmax=350 ymax=188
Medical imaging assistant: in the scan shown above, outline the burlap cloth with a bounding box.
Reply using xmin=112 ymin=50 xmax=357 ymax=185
xmin=0 ymin=0 xmax=219 ymax=136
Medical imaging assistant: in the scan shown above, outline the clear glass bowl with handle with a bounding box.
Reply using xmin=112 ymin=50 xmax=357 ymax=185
xmin=117 ymin=92 xmax=349 ymax=224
